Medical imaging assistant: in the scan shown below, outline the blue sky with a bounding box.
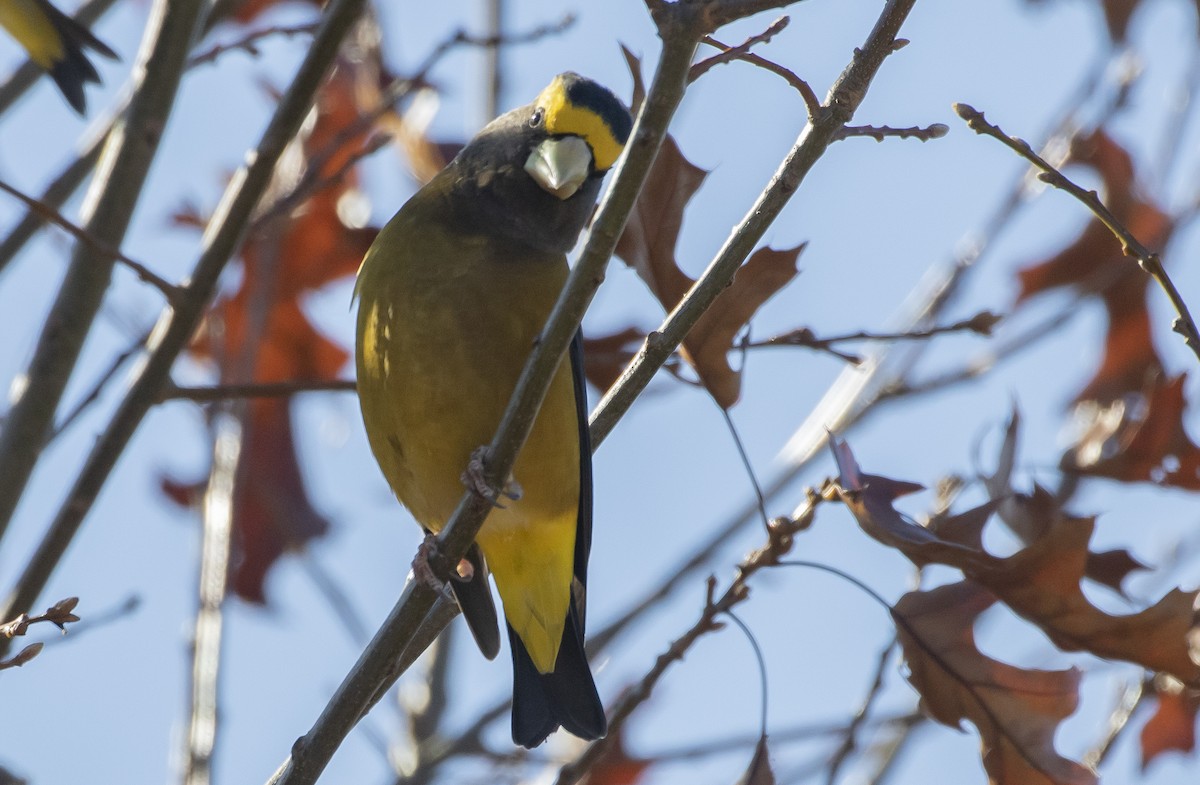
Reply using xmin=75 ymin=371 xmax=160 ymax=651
xmin=2 ymin=1 xmax=1200 ymax=784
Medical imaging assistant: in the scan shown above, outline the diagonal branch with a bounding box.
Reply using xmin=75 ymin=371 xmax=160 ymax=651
xmin=0 ymin=0 xmax=368 ymax=652
xmin=690 ymin=15 xmax=790 ymax=82
xmin=0 ymin=0 xmax=204 ymax=547
xmin=0 ymin=178 xmax=180 ymax=301
xmin=590 ymin=0 xmax=920 ymax=450
xmin=955 ymin=102 xmax=1200 ymax=363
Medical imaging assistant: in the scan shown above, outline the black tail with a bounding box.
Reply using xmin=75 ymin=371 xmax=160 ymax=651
xmin=39 ymin=0 xmax=118 ymax=113
xmin=509 ymin=598 xmax=606 ymax=748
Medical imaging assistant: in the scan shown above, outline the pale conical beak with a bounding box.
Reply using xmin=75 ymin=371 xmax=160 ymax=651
xmin=524 ymin=136 xmax=592 ymax=200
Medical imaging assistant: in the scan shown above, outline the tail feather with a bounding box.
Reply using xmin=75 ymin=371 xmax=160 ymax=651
xmin=510 ymin=599 xmax=606 ymax=748
xmin=39 ymin=0 xmax=118 ymax=113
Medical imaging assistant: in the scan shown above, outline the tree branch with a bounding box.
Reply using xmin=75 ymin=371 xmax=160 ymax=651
xmin=187 ymin=23 xmax=321 ymax=68
xmin=590 ymin=0 xmax=920 ymax=450
xmin=834 ymin=122 xmax=948 ymax=142
xmin=0 ymin=178 xmax=180 ymax=301
xmin=0 ymin=0 xmax=368 ymax=651
xmin=955 ymin=102 xmax=1200 ymax=363
xmin=0 ymin=0 xmax=204 ymax=547
xmin=160 ymin=379 xmax=357 ymax=403
xmin=690 ymin=16 xmax=790 ymax=82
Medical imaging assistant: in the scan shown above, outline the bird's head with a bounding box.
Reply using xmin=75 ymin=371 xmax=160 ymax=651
xmin=522 ymin=72 xmax=633 ymax=200
xmin=442 ymin=73 xmax=632 ymax=253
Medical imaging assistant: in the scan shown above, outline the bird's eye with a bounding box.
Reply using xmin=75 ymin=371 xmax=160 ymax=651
xmin=529 ymin=108 xmax=545 ymax=128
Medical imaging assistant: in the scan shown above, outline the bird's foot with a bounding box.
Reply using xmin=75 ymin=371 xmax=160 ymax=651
xmin=411 ymin=534 xmax=454 ymax=597
xmin=462 ymin=446 xmax=523 ymax=508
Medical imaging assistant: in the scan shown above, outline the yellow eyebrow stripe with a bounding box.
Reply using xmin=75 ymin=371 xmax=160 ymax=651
xmin=539 ymin=77 xmax=625 ymax=172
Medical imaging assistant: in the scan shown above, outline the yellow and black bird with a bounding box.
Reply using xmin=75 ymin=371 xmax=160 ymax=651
xmin=0 ymin=0 xmax=117 ymax=113
xmin=355 ymin=73 xmax=631 ymax=747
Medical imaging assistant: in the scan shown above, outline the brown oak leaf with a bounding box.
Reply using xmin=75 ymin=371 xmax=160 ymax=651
xmin=896 ymin=581 xmax=1096 ymax=785
xmin=1064 ymin=374 xmax=1200 ymax=490
xmin=615 ymin=51 xmax=801 ymax=408
xmin=1141 ymin=676 xmax=1200 ymax=769
xmin=832 ymin=436 xmax=1200 ymax=686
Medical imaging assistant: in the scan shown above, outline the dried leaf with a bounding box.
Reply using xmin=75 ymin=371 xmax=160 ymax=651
xmin=984 ymin=411 xmax=1149 ymax=595
xmin=834 ymin=435 xmax=1200 ymax=685
xmin=1065 ymin=374 xmax=1200 ymax=490
xmin=831 ymin=437 xmax=989 ymax=570
xmin=620 ymin=44 xmax=646 ymax=115
xmin=896 ymin=582 xmax=1096 ymax=785
xmin=381 ymin=87 xmax=465 ymax=186
xmin=614 ymin=50 xmax=800 ymax=408
xmin=683 ymin=246 xmax=803 ymax=408
xmin=1141 ymin=676 xmax=1200 ymax=768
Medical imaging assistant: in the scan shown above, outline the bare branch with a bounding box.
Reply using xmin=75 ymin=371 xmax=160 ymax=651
xmin=0 ymin=178 xmax=181 ymax=302
xmin=745 ymin=310 xmax=1002 ymax=364
xmin=690 ymin=16 xmax=790 ymax=82
xmin=835 ymin=122 xmax=949 ymax=142
xmin=824 ymin=638 xmax=897 ymax=784
xmin=699 ymin=31 xmax=820 ymax=117
xmin=0 ymin=0 xmax=205 ymax=549
xmin=955 ymin=102 xmax=1200 ymax=362
xmin=590 ymin=0 xmax=921 ymax=449
xmin=161 ymin=379 xmax=356 ymax=403
xmin=187 ymin=23 xmax=321 ymax=68
xmin=0 ymin=0 xmax=368 ymax=652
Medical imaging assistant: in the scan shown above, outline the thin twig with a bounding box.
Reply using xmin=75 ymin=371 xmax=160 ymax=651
xmin=745 ymin=311 xmax=1001 ymax=364
xmin=52 ymin=331 xmax=151 ymax=439
xmin=690 ymin=16 xmax=790 ymax=82
xmin=835 ymin=123 xmax=948 ymax=142
xmin=955 ymin=102 xmax=1200 ymax=362
xmin=187 ymin=23 xmax=321 ymax=67
xmin=720 ymin=408 xmax=772 ymax=530
xmin=161 ymin=379 xmax=356 ymax=402
xmin=699 ymin=31 xmax=819 ymax=117
xmin=824 ymin=637 xmax=897 ymax=785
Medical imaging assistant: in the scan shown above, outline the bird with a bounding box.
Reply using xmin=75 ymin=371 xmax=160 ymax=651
xmin=0 ymin=0 xmax=117 ymax=113
xmin=354 ymin=72 xmax=632 ymax=748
